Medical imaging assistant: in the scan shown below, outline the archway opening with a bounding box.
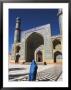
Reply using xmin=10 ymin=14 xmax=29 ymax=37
xmin=53 ymin=39 xmax=61 ymax=49
xmin=54 ymin=51 xmax=62 ymax=63
xmin=15 ymin=54 xmax=20 ymax=63
xmin=25 ymin=32 xmax=44 ymax=62
xmin=15 ymin=46 xmax=20 ymax=53
xmin=36 ymin=51 xmax=42 ymax=62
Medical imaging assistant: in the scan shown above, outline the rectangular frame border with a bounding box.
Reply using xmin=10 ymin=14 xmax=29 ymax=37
xmin=0 ymin=0 xmax=70 ymax=89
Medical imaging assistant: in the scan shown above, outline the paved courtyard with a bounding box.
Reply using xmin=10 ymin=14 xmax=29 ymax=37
xmin=9 ymin=63 xmax=62 ymax=81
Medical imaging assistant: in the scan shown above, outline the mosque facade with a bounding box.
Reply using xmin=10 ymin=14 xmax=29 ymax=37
xmin=10 ymin=9 xmax=62 ymax=64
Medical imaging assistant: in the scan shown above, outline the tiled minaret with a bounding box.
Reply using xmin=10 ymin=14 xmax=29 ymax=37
xmin=14 ymin=17 xmax=21 ymax=43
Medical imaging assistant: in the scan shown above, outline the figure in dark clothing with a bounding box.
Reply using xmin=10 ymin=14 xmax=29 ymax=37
xmin=29 ymin=59 xmax=38 ymax=81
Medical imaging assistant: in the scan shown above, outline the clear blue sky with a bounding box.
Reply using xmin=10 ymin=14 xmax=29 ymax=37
xmin=9 ymin=9 xmax=60 ymax=53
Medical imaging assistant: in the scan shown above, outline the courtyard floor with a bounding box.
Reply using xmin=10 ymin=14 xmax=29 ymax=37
xmin=8 ymin=63 xmax=62 ymax=81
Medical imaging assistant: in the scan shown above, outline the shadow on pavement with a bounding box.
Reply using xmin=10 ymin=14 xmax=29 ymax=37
xmin=9 ymin=68 xmax=26 ymax=71
xmin=9 ymin=73 xmax=28 ymax=79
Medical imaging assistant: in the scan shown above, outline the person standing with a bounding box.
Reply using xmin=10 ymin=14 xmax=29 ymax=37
xmin=29 ymin=59 xmax=38 ymax=81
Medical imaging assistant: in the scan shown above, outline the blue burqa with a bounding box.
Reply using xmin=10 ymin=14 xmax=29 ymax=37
xmin=29 ymin=59 xmax=38 ymax=81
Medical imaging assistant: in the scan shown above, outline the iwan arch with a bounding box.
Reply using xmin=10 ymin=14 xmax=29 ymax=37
xmin=11 ymin=9 xmax=62 ymax=64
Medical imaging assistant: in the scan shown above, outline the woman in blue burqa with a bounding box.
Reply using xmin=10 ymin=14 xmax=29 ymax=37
xmin=29 ymin=59 xmax=38 ymax=81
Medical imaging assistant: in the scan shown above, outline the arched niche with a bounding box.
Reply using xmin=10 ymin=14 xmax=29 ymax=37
xmin=53 ymin=39 xmax=61 ymax=49
xmin=54 ymin=51 xmax=62 ymax=63
xmin=15 ymin=46 xmax=20 ymax=53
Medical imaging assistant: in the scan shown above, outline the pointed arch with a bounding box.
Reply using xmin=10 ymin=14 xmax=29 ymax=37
xmin=53 ymin=39 xmax=61 ymax=49
xmin=54 ymin=51 xmax=62 ymax=63
xmin=25 ymin=32 xmax=44 ymax=62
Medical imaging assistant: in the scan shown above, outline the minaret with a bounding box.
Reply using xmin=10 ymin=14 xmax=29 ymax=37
xmin=57 ymin=9 xmax=62 ymax=35
xmin=14 ymin=17 xmax=21 ymax=43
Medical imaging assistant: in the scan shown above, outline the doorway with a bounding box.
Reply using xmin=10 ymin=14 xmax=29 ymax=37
xmin=36 ymin=51 xmax=42 ymax=62
xmin=54 ymin=51 xmax=62 ymax=63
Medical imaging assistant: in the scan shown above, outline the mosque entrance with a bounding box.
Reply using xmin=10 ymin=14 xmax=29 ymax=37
xmin=25 ymin=32 xmax=44 ymax=62
xmin=36 ymin=51 xmax=42 ymax=62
